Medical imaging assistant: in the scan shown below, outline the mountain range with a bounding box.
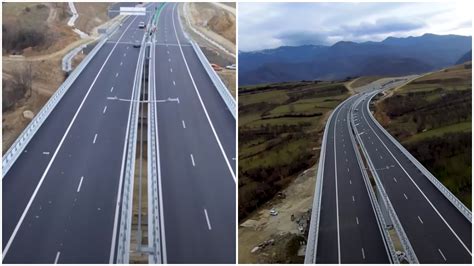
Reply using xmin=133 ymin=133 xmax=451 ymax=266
xmin=239 ymin=34 xmax=472 ymax=85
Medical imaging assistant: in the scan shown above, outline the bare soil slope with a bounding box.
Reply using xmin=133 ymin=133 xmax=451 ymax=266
xmin=2 ymin=3 xmax=111 ymax=154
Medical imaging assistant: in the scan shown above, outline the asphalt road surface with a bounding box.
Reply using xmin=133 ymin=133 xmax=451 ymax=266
xmin=151 ymin=3 xmax=236 ymax=263
xmin=316 ymin=95 xmax=390 ymax=263
xmin=353 ymin=89 xmax=471 ymax=263
xmin=2 ymin=7 xmax=155 ymax=263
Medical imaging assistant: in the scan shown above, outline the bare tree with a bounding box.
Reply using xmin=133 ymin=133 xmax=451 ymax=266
xmin=11 ymin=62 xmax=34 ymax=99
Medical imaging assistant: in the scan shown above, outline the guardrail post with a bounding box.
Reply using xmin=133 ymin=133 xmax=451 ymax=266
xmin=2 ymin=21 xmax=123 ymax=177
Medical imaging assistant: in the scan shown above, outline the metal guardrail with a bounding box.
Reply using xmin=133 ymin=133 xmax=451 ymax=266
xmin=366 ymin=90 xmax=472 ymax=222
xmin=147 ymin=34 xmax=165 ymax=264
xmin=2 ymin=15 xmax=126 ymax=177
xmin=182 ymin=3 xmax=235 ymax=59
xmin=176 ymin=3 xmax=236 ymax=119
xmin=347 ymin=100 xmax=399 ymax=264
xmin=304 ymin=94 xmax=357 ymax=263
xmin=352 ymin=95 xmax=419 ymax=264
xmin=62 ymin=44 xmax=87 ymax=72
xmin=189 ymin=40 xmax=236 ymax=119
xmin=2 ymin=34 xmax=111 ymax=177
xmin=116 ymin=31 xmax=147 ymax=264
xmin=304 ymin=102 xmax=335 ymax=263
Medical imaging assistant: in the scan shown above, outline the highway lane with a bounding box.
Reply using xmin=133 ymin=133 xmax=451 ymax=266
xmin=2 ymin=7 xmax=155 ymax=263
xmin=171 ymin=3 xmax=236 ymax=168
xmin=316 ymin=96 xmax=390 ymax=263
xmin=151 ymin=3 xmax=235 ymax=263
xmin=352 ymin=88 xmax=472 ymax=263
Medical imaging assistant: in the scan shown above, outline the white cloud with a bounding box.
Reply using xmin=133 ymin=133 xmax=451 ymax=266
xmin=238 ymin=2 xmax=472 ymax=51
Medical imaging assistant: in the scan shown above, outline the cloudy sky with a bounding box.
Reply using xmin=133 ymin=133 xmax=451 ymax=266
xmin=239 ymin=2 xmax=472 ymax=51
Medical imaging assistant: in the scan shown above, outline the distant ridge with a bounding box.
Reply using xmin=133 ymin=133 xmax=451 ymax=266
xmin=239 ymin=33 xmax=472 ymax=85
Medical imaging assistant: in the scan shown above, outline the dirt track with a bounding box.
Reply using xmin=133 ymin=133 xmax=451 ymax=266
xmin=2 ymin=3 xmax=113 ymax=154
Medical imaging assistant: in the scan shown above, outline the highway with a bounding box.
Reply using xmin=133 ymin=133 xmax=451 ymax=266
xmin=150 ymin=3 xmax=236 ymax=263
xmin=307 ymin=78 xmax=472 ymax=264
xmin=352 ymin=86 xmax=472 ymax=263
xmin=2 ymin=9 xmax=155 ymax=263
xmin=315 ymin=95 xmax=391 ymax=263
xmin=2 ymin=2 xmax=235 ymax=264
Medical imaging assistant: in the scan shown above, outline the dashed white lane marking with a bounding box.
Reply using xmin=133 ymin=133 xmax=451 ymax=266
xmin=103 ymin=106 xmax=107 ymax=114
xmin=93 ymin=134 xmax=98 ymax=144
xmin=182 ymin=120 xmax=186 ymax=128
xmin=404 ymin=193 xmax=408 ymax=200
xmin=170 ymin=68 xmax=173 ymax=73
xmin=168 ymin=58 xmax=171 ymax=62
xmin=190 ymin=154 xmax=195 ymax=167
xmin=43 ymin=152 xmax=50 ymax=155
xmin=204 ymin=209 xmax=212 ymax=230
xmin=418 ymin=216 xmax=424 ymax=224
xmin=54 ymin=251 xmax=61 ymax=264
xmin=352 ymin=195 xmax=355 ymax=202
xmin=361 ymin=248 xmax=365 ymax=260
xmin=375 ymin=148 xmax=378 ymax=151
xmin=438 ymin=248 xmax=447 ymax=262
xmin=110 ymin=86 xmax=114 ymax=92
xmin=356 ymin=216 xmax=359 ymax=224
xmin=345 ymin=158 xmax=348 ymax=162
xmin=115 ymin=73 xmax=119 ymax=77
xmin=120 ymin=62 xmax=123 ymax=66
xmin=379 ymin=155 xmax=383 ymax=159
xmin=173 ymin=80 xmax=176 ymax=86
xmin=77 ymin=176 xmax=84 ymax=192
xmin=167 ymin=50 xmax=169 ymax=54
xmin=123 ymin=53 xmax=126 ymax=57
xmin=349 ymin=180 xmax=352 ymax=185
xmin=393 ymin=177 xmax=398 ymax=183
xmin=127 ymin=46 xmax=129 ymax=49
xmin=347 ymin=168 xmax=349 ymax=172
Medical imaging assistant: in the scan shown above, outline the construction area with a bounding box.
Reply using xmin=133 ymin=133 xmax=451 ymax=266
xmin=178 ymin=2 xmax=236 ymax=97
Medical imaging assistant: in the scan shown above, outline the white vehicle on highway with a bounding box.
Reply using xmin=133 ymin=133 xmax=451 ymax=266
xmin=133 ymin=40 xmax=141 ymax=48
xmin=138 ymin=22 xmax=145 ymax=29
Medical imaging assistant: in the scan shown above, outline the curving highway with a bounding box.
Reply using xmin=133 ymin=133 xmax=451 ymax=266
xmin=306 ymin=78 xmax=472 ymax=264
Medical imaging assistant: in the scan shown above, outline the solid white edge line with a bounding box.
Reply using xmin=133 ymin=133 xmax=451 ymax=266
xmin=77 ymin=176 xmax=84 ymax=192
xmin=171 ymin=3 xmax=235 ymax=182
xmin=153 ymin=37 xmax=168 ymax=262
xmin=204 ymin=208 xmax=212 ymax=230
xmin=333 ymin=106 xmax=342 ymax=263
xmin=360 ymin=100 xmax=472 ymax=256
xmin=108 ymin=15 xmax=139 ymax=263
xmin=2 ymin=16 xmax=138 ymax=260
